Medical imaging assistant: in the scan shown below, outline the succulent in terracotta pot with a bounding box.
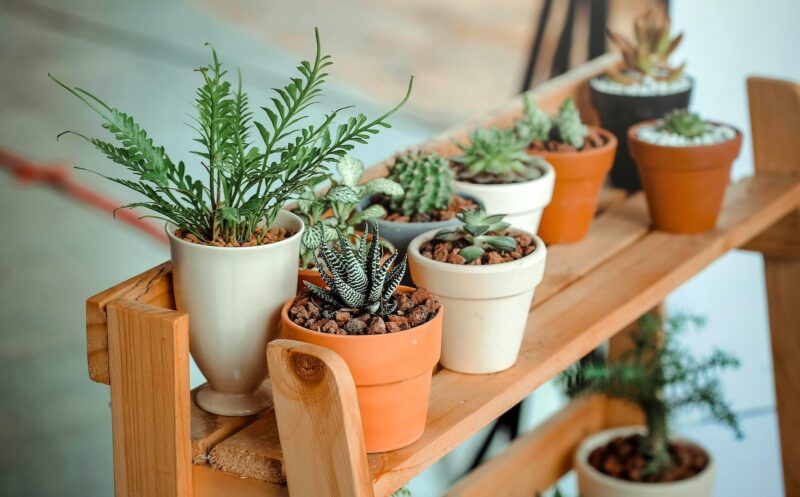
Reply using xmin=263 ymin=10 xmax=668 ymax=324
xmin=518 ymin=97 xmax=617 ymax=244
xmin=629 ymin=110 xmax=742 ymax=234
xmin=563 ymin=312 xmax=742 ymax=497
xmin=281 ymin=222 xmax=442 ymax=452
xmin=589 ymin=9 xmax=693 ymax=191
xmin=408 ymin=208 xmax=547 ymax=374
xmin=52 ymin=29 xmax=412 ymax=416
xmin=450 ymin=127 xmax=554 ymax=233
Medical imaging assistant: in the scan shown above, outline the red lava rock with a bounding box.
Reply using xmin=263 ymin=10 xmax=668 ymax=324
xmin=379 ymin=195 xmax=477 ymax=223
xmin=446 ymin=253 xmax=466 ymax=265
xmin=367 ymin=317 xmax=387 ymax=335
xmin=320 ymin=320 xmax=339 ymax=335
xmin=386 ymin=321 xmax=401 ymax=333
xmin=334 ymin=311 xmax=351 ymax=324
xmin=421 ymin=231 xmax=538 ymax=266
xmin=396 ymin=293 xmax=415 ymax=312
xmin=411 ymin=288 xmax=430 ymax=305
xmin=408 ymin=305 xmax=429 ymax=327
xmin=344 ymin=318 xmax=367 ymax=335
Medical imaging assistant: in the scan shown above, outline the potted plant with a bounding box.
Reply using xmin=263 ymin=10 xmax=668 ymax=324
xmin=361 ymin=150 xmax=479 ymax=269
xmin=294 ymin=154 xmax=402 ymax=285
xmin=563 ymin=312 xmax=742 ymax=497
xmin=589 ymin=9 xmax=692 ymax=191
xmin=518 ymin=96 xmax=617 ymax=244
xmin=449 ymin=127 xmax=555 ymax=233
xmin=628 ymin=110 xmax=742 ymax=234
xmin=281 ymin=223 xmax=442 ymax=452
xmin=407 ymin=208 xmax=547 ymax=374
xmin=52 ymin=30 xmax=412 ymax=416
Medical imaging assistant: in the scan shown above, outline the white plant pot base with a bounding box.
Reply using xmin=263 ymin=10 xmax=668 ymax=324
xmin=195 ymin=381 xmax=272 ymax=417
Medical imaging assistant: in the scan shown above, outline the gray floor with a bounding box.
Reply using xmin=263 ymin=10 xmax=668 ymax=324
xmin=1 ymin=1 xmax=798 ymax=496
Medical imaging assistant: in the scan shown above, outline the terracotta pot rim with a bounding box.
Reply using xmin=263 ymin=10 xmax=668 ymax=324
xmin=165 ymin=210 xmax=304 ymax=252
xmin=628 ymin=120 xmax=743 ymax=152
xmin=280 ymin=285 xmax=443 ymax=343
xmin=526 ymin=126 xmax=618 ymax=160
xmin=577 ymin=426 xmax=715 ymax=489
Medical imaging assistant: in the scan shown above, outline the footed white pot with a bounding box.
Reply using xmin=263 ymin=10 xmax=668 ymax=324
xmin=453 ymin=161 xmax=554 ymax=233
xmin=167 ymin=210 xmax=303 ymax=416
xmin=576 ymin=427 xmax=716 ymax=497
xmin=407 ymin=228 xmax=547 ymax=374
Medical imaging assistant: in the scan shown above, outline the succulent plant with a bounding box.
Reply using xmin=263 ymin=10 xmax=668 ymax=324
xmin=297 ymin=155 xmax=402 ymax=269
xmin=660 ymin=109 xmax=708 ymax=138
xmin=453 ymin=127 xmax=544 ymax=183
xmin=552 ymin=98 xmax=589 ymax=149
xmin=304 ymin=222 xmax=406 ymax=316
xmin=386 ymin=150 xmax=454 ymax=217
xmin=605 ymin=9 xmax=686 ymax=85
xmin=433 ymin=208 xmax=517 ymax=263
xmin=516 ymin=94 xmax=552 ymax=142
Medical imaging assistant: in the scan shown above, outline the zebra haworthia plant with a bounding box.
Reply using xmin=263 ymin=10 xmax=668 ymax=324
xmin=51 ymin=29 xmax=412 ymax=245
xmin=433 ymin=208 xmax=517 ymax=263
xmin=304 ymin=222 xmax=406 ymax=316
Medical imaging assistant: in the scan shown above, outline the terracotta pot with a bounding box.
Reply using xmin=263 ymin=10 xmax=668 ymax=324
xmin=628 ymin=121 xmax=743 ymax=234
xmin=280 ymin=287 xmax=442 ymax=452
xmin=576 ymin=427 xmax=715 ymax=497
xmin=532 ymin=127 xmax=617 ymax=244
xmin=167 ymin=210 xmax=303 ymax=416
xmin=407 ymin=229 xmax=547 ymax=374
xmin=297 ymin=268 xmax=324 ymax=291
xmin=590 ymin=79 xmax=693 ymax=191
xmin=452 ymin=161 xmax=555 ymax=234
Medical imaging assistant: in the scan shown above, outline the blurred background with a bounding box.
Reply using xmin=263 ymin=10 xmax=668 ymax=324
xmin=1 ymin=0 xmax=798 ymax=496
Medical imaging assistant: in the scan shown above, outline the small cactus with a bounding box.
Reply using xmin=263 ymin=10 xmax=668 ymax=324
xmin=453 ymin=127 xmax=544 ymax=183
xmin=660 ymin=109 xmax=708 ymax=138
xmin=605 ymin=9 xmax=686 ymax=85
xmin=433 ymin=208 xmax=517 ymax=263
xmin=386 ymin=151 xmax=454 ymax=216
xmin=516 ymin=94 xmax=552 ymax=142
xmin=552 ymin=98 xmax=589 ymax=149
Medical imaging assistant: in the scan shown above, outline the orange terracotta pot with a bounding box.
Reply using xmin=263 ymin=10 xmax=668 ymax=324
xmin=296 ymin=268 xmax=324 ymax=292
xmin=280 ymin=286 xmax=443 ymax=453
xmin=532 ymin=127 xmax=617 ymax=244
xmin=628 ymin=121 xmax=743 ymax=234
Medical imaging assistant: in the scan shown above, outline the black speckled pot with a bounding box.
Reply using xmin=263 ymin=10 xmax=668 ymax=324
xmin=590 ymin=78 xmax=693 ymax=191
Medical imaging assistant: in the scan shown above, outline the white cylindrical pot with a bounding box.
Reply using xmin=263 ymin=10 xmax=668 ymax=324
xmin=576 ymin=427 xmax=716 ymax=497
xmin=453 ymin=161 xmax=555 ymax=233
xmin=167 ymin=210 xmax=303 ymax=416
xmin=407 ymin=228 xmax=547 ymax=374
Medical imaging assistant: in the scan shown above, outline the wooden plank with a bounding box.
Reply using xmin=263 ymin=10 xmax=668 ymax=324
xmin=107 ymin=299 xmax=192 ymax=497
xmin=445 ymin=396 xmax=606 ymax=497
xmin=86 ymin=262 xmax=173 ymax=384
xmin=742 ymin=208 xmax=800 ymax=259
xmin=191 ymin=387 xmax=257 ymax=463
xmin=749 ymin=76 xmax=800 ymax=497
xmin=268 ymin=339 xmax=374 ymax=497
xmin=192 ymin=465 xmax=288 ymax=497
xmin=208 ymin=407 xmax=285 ymax=483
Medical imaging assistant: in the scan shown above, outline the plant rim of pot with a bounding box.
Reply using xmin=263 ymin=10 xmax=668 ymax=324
xmin=576 ymin=426 xmax=716 ymax=489
xmin=629 ymin=119 xmax=743 ymax=151
xmin=527 ymin=126 xmax=618 ymax=159
xmin=589 ymin=74 xmax=695 ymax=98
xmin=361 ymin=193 xmax=484 ymax=228
xmin=165 ymin=210 xmax=305 ymax=252
xmin=452 ymin=159 xmax=555 ymax=190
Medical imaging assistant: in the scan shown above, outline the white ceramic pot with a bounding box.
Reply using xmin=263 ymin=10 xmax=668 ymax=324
xmin=167 ymin=210 xmax=303 ymax=416
xmin=407 ymin=228 xmax=547 ymax=374
xmin=452 ymin=161 xmax=555 ymax=233
xmin=575 ymin=427 xmax=716 ymax=497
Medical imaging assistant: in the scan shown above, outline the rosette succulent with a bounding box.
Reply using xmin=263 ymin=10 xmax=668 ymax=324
xmin=660 ymin=109 xmax=708 ymax=138
xmin=433 ymin=208 xmax=517 ymax=263
xmin=453 ymin=127 xmax=544 ymax=183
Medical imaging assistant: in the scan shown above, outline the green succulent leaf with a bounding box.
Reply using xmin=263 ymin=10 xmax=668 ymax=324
xmin=459 ymin=245 xmax=484 ymax=263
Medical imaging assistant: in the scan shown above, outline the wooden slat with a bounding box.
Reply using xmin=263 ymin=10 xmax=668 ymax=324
xmin=268 ymin=339 xmax=374 ymax=497
xmin=445 ymin=396 xmax=606 ymax=497
xmin=747 ymin=77 xmax=800 ymax=175
xmin=190 ymin=388 xmax=257 ymax=463
xmin=742 ymin=209 xmax=800 ymax=259
xmin=192 ymin=465 xmax=287 ymax=497
xmin=107 ymin=299 xmax=192 ymax=497
xmin=87 ymin=262 xmax=173 ymax=384
xmin=208 ymin=407 xmax=285 ymax=483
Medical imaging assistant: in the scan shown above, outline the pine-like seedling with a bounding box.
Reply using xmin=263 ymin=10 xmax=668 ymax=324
xmin=386 ymin=151 xmax=454 ymax=217
xmin=560 ymin=312 xmax=742 ymax=478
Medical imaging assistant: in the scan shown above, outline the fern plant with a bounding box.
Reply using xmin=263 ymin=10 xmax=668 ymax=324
xmin=452 ymin=127 xmax=543 ymax=183
xmin=304 ymin=222 xmax=406 ymax=316
xmin=433 ymin=208 xmax=517 ymax=263
xmin=561 ymin=312 xmax=742 ymax=478
xmin=660 ymin=109 xmax=708 ymax=138
xmin=296 ymin=155 xmax=402 ymax=269
xmin=51 ymin=29 xmax=412 ymax=244
xmin=386 ymin=151 xmax=454 ymax=217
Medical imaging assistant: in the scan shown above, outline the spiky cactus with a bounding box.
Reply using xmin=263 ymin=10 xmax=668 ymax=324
xmin=605 ymin=9 xmax=686 ymax=85
xmin=386 ymin=151 xmax=454 ymax=216
xmin=661 ymin=109 xmax=708 ymax=138
xmin=552 ymin=98 xmax=589 ymax=149
xmin=516 ymin=94 xmax=552 ymax=142
xmin=561 ymin=312 xmax=742 ymax=478
xmin=304 ymin=222 xmax=406 ymax=316
xmin=433 ymin=208 xmax=517 ymax=263
xmin=453 ymin=127 xmax=544 ymax=183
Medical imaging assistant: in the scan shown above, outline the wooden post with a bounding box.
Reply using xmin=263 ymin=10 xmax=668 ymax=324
xmin=748 ymin=76 xmax=800 ymax=497
xmin=107 ymin=299 xmax=192 ymax=497
xmin=268 ymin=339 xmax=374 ymax=497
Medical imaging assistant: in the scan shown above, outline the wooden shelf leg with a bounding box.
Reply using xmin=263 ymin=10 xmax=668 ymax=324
xmin=268 ymin=339 xmax=375 ymax=497
xmin=107 ymin=300 xmax=192 ymax=497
